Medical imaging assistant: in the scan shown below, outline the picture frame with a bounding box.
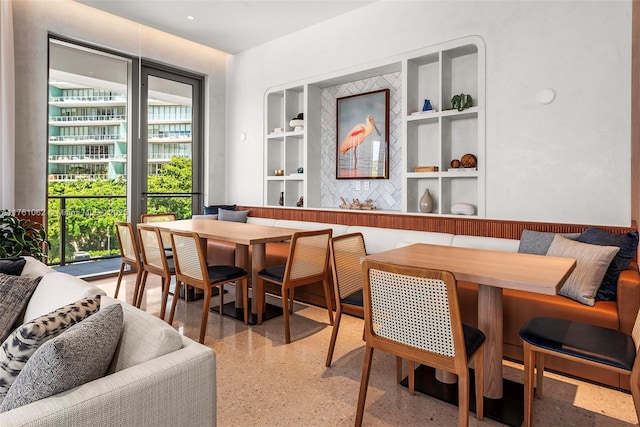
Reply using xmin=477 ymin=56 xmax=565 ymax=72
xmin=336 ymin=89 xmax=390 ymax=179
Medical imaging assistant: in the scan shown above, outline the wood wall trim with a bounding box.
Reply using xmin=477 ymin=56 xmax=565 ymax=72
xmin=633 ymin=0 xmax=640 ymax=228
xmin=238 ymin=206 xmax=637 ymax=240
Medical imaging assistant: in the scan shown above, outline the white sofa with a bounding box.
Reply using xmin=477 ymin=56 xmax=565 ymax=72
xmin=0 ymin=257 xmax=216 ymax=427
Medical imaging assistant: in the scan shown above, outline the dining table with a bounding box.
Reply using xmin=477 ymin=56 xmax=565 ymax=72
xmin=152 ymin=219 xmax=302 ymax=323
xmin=363 ymin=243 xmax=576 ymax=426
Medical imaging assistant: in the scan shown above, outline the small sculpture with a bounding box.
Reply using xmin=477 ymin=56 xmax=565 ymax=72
xmin=339 ymin=196 xmax=377 ymax=210
xmin=460 ymin=153 xmax=477 ymax=168
xmin=289 ymin=113 xmax=304 ymax=131
xmin=451 ymin=93 xmax=472 ymax=111
xmin=296 ymin=196 xmax=304 ymax=207
xmin=422 ymin=99 xmax=433 ymax=111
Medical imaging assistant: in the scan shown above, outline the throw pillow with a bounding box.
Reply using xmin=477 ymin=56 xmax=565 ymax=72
xmin=518 ymin=230 xmax=580 ymax=255
xmin=547 ymin=234 xmax=620 ymax=306
xmin=218 ymin=209 xmax=249 ymax=223
xmin=0 ymin=274 xmax=42 ymax=345
xmin=203 ymin=204 xmax=236 ymax=215
xmin=0 ymin=295 xmax=101 ymax=403
xmin=0 ymin=303 xmax=123 ymax=413
xmin=0 ymin=258 xmax=26 ymax=276
xmin=101 ymin=296 xmax=182 ymax=373
xmin=578 ymin=227 xmax=639 ymax=302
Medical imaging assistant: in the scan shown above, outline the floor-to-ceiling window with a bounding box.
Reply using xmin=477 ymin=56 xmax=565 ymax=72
xmin=47 ymin=37 xmax=203 ymax=266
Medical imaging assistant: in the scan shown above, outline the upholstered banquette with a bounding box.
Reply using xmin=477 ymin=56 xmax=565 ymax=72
xmin=202 ymin=206 xmax=640 ymax=390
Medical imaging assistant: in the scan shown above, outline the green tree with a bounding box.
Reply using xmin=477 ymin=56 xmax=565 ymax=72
xmin=147 ymin=157 xmax=193 ymax=219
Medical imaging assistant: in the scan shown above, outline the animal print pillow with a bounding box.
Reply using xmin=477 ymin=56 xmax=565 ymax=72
xmin=0 ymin=295 xmax=101 ymax=404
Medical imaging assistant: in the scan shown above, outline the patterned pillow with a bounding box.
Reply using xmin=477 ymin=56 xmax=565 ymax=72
xmin=0 ymin=303 xmax=123 ymax=413
xmin=0 ymin=295 xmax=101 ymax=404
xmin=0 ymin=274 xmax=42 ymax=345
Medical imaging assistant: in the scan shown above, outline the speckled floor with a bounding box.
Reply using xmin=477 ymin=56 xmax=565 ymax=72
xmin=91 ymin=274 xmax=639 ymax=426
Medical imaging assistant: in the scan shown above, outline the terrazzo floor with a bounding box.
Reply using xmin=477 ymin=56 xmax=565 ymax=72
xmin=91 ymin=273 xmax=639 ymax=427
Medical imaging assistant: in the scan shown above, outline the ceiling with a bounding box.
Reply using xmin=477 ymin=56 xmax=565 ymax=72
xmin=74 ymin=0 xmax=375 ymax=54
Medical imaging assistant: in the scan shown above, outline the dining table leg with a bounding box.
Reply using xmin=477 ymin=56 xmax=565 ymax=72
xmin=251 ymin=242 xmax=266 ymax=314
xmin=477 ymin=283 xmax=504 ymax=399
xmin=235 ymin=244 xmax=249 ymax=309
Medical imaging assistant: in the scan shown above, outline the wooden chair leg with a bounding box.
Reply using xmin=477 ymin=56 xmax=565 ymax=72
xmin=395 ymin=356 xmax=403 ymax=383
xmin=282 ymin=286 xmax=291 ymax=343
xmin=322 ymin=277 xmax=334 ymax=325
xmin=242 ymin=277 xmax=249 ymax=325
xmin=355 ymin=346 xmax=374 ymax=427
xmin=168 ymin=280 xmax=182 ymax=325
xmin=457 ymin=371 xmax=470 ymax=427
xmin=325 ymin=306 xmax=343 ymax=367
xmin=474 ymin=347 xmax=484 ymax=421
xmin=159 ymin=275 xmax=171 ymax=321
xmin=135 ymin=270 xmax=148 ymax=308
xmin=535 ymin=352 xmax=545 ymax=399
xmin=257 ymin=278 xmax=264 ymax=325
xmin=289 ymin=287 xmax=295 ymax=314
xmin=114 ymin=264 xmax=125 ymax=298
xmin=199 ymin=286 xmax=212 ymax=344
xmin=523 ymin=342 xmax=535 ymax=427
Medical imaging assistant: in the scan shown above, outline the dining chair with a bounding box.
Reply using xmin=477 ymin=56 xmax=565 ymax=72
xmin=256 ymin=229 xmax=334 ymax=344
xmin=520 ymin=314 xmax=640 ymax=426
xmin=167 ymin=229 xmax=249 ymax=343
xmin=136 ymin=223 xmax=175 ymax=319
xmin=356 ymin=259 xmax=485 ymax=427
xmin=114 ymin=222 xmax=143 ymax=304
xmin=140 ymin=212 xmax=177 ymax=253
xmin=325 ymin=232 xmax=366 ymax=367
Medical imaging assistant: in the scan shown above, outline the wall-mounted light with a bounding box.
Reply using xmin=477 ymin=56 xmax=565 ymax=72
xmin=186 ymin=15 xmax=195 ymax=21
xmin=536 ymin=88 xmax=556 ymax=105
xmin=240 ymin=132 xmax=246 ymax=142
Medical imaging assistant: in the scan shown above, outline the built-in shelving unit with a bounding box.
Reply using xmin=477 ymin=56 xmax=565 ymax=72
xmin=264 ymin=36 xmax=485 ymax=216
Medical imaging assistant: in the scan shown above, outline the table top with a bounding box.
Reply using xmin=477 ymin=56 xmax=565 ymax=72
xmin=152 ymin=219 xmax=302 ymax=246
xmin=364 ymin=243 xmax=576 ymax=295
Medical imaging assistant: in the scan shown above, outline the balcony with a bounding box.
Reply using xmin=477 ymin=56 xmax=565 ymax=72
xmin=49 ymin=95 xmax=127 ymax=108
xmin=49 ymin=135 xmax=125 ymax=144
xmin=49 ymin=114 xmax=126 ymax=126
xmin=48 ymin=173 xmax=117 ymax=181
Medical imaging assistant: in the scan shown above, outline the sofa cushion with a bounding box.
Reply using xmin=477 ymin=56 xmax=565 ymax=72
xmin=19 ymin=256 xmax=54 ymax=278
xmin=0 ymin=295 xmax=101 ymax=403
xmin=0 ymin=274 xmax=42 ymax=344
xmin=0 ymin=303 xmax=123 ymax=413
xmin=0 ymin=258 xmax=26 ymax=276
xmin=348 ymin=226 xmax=454 ymax=254
xmin=273 ymin=220 xmax=349 ymax=236
xmin=192 ymin=214 xmax=218 ymax=220
xmin=203 ymin=204 xmax=236 ymax=215
xmin=518 ymin=230 xmax=580 ymax=255
xmin=547 ymin=234 xmax=619 ymax=306
xmin=22 ymin=272 xmax=106 ymax=324
xmin=218 ymin=209 xmax=249 ymax=223
xmin=452 ymin=235 xmax=520 ymax=252
xmin=578 ymin=227 xmax=639 ymax=302
xmin=101 ymin=296 xmax=183 ymax=372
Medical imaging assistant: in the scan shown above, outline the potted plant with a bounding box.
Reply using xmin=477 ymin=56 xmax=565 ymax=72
xmin=0 ymin=210 xmax=49 ymax=261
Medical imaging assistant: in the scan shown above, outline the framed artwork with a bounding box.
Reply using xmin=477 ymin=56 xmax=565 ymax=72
xmin=336 ymin=89 xmax=389 ymax=179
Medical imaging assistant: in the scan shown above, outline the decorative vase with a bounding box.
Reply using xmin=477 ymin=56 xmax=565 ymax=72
xmin=422 ymin=99 xmax=433 ymax=111
xmin=278 ymin=191 xmax=284 ymax=206
xmin=419 ymin=188 xmax=433 ymax=213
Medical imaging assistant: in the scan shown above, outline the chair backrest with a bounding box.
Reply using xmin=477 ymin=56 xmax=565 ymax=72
xmin=330 ymin=232 xmax=366 ymax=301
xmin=362 ymin=259 xmax=467 ymax=372
xmin=284 ymin=229 xmax=332 ymax=285
xmin=115 ymin=222 xmax=141 ymax=266
xmin=137 ymin=223 xmax=169 ymax=272
xmin=141 ymin=213 xmax=177 ymax=246
xmin=169 ymin=229 xmax=207 ymax=284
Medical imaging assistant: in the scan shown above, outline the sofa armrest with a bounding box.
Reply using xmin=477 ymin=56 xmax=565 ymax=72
xmin=0 ymin=338 xmax=216 ymax=427
xmin=617 ymin=265 xmax=640 ymax=335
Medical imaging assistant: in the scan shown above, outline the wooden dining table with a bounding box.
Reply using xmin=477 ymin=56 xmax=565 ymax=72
xmin=364 ymin=243 xmax=576 ymax=425
xmin=152 ymin=219 xmax=301 ymax=319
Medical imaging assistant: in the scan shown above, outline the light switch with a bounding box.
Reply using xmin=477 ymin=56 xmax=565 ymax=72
xmin=355 ymin=181 xmax=361 ymax=191
xmin=364 ymin=181 xmax=370 ymax=190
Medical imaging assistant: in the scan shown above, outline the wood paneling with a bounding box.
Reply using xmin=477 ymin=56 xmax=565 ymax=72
xmin=238 ymin=206 xmax=637 ymax=240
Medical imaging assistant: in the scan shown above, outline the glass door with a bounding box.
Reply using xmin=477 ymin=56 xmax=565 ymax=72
xmin=139 ymin=65 xmax=203 ymax=219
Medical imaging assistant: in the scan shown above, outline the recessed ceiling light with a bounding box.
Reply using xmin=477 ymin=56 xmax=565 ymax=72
xmin=186 ymin=15 xmax=195 ymax=21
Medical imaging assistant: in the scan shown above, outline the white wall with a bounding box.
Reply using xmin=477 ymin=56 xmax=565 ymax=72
xmin=12 ymin=0 xmax=229 ymax=212
xmin=226 ymin=0 xmax=632 ymax=226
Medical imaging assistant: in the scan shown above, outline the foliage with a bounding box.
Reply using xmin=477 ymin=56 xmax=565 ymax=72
xmin=451 ymin=93 xmax=472 ymax=112
xmin=46 ymin=157 xmax=192 ymax=263
xmin=0 ymin=210 xmax=49 ymax=261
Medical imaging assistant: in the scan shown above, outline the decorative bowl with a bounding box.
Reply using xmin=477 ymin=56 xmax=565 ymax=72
xmin=274 ymin=169 xmax=284 ymax=176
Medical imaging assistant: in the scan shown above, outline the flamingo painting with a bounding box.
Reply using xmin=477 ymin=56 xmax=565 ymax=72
xmin=339 ymin=115 xmax=381 ymax=171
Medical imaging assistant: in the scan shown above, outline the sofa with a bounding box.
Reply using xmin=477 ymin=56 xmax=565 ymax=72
xmin=0 ymin=257 xmax=216 ymax=427
xmin=204 ymin=213 xmax=640 ymax=391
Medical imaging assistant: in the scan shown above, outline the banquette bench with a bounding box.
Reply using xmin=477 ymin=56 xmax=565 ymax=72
xmin=203 ymin=206 xmax=640 ymax=391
